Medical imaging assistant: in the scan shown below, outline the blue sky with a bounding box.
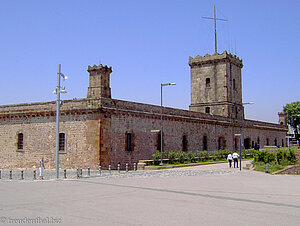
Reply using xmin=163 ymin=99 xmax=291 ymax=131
xmin=0 ymin=0 xmax=299 ymax=123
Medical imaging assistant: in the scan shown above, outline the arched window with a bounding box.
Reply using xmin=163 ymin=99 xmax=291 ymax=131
xmin=17 ymin=133 xmax=23 ymax=150
xmin=266 ymin=138 xmax=269 ymax=146
xmin=274 ymin=138 xmax=277 ymax=146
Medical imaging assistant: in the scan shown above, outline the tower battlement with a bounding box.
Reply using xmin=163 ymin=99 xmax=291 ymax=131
xmin=189 ymin=51 xmax=243 ymax=68
xmin=87 ymin=64 xmax=112 ymax=73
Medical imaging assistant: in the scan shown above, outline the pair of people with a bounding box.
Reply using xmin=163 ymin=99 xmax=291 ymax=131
xmin=227 ymin=152 xmax=240 ymax=168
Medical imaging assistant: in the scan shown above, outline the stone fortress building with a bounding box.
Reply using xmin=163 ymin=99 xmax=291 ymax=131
xmin=0 ymin=51 xmax=287 ymax=169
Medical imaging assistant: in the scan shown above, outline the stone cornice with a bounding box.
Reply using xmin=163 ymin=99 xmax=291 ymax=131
xmin=0 ymin=97 xmax=287 ymax=132
xmin=189 ymin=51 xmax=243 ymax=68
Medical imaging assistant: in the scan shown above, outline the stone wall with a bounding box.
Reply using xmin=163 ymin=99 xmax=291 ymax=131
xmin=0 ymin=97 xmax=287 ymax=170
xmin=99 ymin=98 xmax=287 ymax=169
xmin=0 ymin=96 xmax=288 ymax=170
xmin=274 ymin=165 xmax=300 ymax=175
xmin=0 ymin=101 xmax=101 ymax=169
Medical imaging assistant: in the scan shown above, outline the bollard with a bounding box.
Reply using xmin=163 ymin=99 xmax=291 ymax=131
xmin=88 ymin=167 xmax=90 ymax=176
xmin=108 ymin=165 xmax=111 ymax=174
xmin=33 ymin=170 xmax=36 ymax=180
xmin=99 ymin=166 xmax=102 ymax=175
xmin=21 ymin=170 xmax=24 ymax=180
xmin=9 ymin=170 xmax=12 ymax=180
xmin=126 ymin=163 xmax=129 ymax=172
xmin=117 ymin=164 xmax=120 ymax=173
xmin=133 ymin=163 xmax=136 ymax=171
xmin=265 ymin=164 xmax=270 ymax=173
xmin=77 ymin=168 xmax=80 ymax=179
xmin=0 ymin=170 xmax=1 ymax=179
xmin=64 ymin=169 xmax=67 ymax=179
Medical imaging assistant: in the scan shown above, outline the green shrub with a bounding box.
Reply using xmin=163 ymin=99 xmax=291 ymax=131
xmin=276 ymin=149 xmax=287 ymax=164
xmin=166 ymin=151 xmax=177 ymax=164
xmin=187 ymin=151 xmax=196 ymax=163
xmin=196 ymin=150 xmax=209 ymax=161
xmin=265 ymin=152 xmax=276 ymax=163
xmin=152 ymin=151 xmax=161 ymax=165
xmin=176 ymin=151 xmax=187 ymax=163
xmin=287 ymin=149 xmax=296 ymax=164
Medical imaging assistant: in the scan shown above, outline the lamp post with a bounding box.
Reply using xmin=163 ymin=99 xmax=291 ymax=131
xmin=234 ymin=133 xmax=241 ymax=169
xmin=160 ymin=83 xmax=176 ymax=165
xmin=240 ymin=102 xmax=254 ymax=171
xmin=54 ymin=64 xmax=67 ymax=179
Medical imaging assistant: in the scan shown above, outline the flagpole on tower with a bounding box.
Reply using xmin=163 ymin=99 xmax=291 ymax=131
xmin=202 ymin=5 xmax=228 ymax=54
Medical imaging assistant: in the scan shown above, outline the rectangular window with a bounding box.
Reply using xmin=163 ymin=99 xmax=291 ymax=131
xmin=203 ymin=135 xmax=207 ymax=151
xmin=205 ymin=107 xmax=210 ymax=114
xmin=235 ymin=137 xmax=238 ymax=150
xmin=233 ymin=79 xmax=236 ymax=90
xmin=157 ymin=133 xmax=161 ymax=151
xmin=59 ymin=133 xmax=65 ymax=151
xmin=126 ymin=133 xmax=132 ymax=151
xmin=206 ymin=78 xmax=211 ymax=88
xmin=182 ymin=135 xmax=188 ymax=151
xmin=17 ymin=133 xmax=23 ymax=150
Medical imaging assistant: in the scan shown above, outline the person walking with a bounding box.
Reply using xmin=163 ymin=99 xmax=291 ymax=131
xmin=227 ymin=152 xmax=233 ymax=168
xmin=232 ymin=152 xmax=239 ymax=168
xmin=39 ymin=158 xmax=45 ymax=180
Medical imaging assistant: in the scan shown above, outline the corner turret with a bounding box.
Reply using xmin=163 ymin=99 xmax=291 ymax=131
xmin=87 ymin=64 xmax=112 ymax=99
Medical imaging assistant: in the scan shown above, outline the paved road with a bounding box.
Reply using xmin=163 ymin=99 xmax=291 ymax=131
xmin=0 ymin=161 xmax=299 ymax=226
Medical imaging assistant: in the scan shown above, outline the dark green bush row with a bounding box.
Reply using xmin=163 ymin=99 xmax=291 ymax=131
xmin=254 ymin=149 xmax=296 ymax=165
xmin=151 ymin=149 xmax=255 ymax=166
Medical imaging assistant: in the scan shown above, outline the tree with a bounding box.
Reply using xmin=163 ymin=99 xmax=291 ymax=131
xmin=283 ymin=101 xmax=300 ymax=141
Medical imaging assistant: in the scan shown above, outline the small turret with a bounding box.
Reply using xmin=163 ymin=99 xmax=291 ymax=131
xmin=278 ymin=112 xmax=287 ymax=126
xmin=87 ymin=64 xmax=112 ymax=99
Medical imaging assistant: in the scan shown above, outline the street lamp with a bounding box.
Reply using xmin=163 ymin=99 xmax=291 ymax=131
xmin=240 ymin=102 xmax=254 ymax=170
xmin=53 ymin=64 xmax=67 ymax=179
xmin=160 ymin=83 xmax=176 ymax=165
xmin=234 ymin=133 xmax=241 ymax=169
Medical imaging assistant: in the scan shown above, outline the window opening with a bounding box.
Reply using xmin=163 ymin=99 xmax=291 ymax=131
xmin=17 ymin=133 xmax=23 ymax=150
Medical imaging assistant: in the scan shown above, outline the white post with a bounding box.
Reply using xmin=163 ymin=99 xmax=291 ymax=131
xmin=55 ymin=64 xmax=61 ymax=179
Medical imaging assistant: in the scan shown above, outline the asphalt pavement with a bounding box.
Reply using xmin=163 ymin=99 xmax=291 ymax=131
xmin=0 ymin=161 xmax=299 ymax=226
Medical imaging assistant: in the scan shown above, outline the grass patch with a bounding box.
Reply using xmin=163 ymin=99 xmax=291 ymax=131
xmin=253 ymin=162 xmax=286 ymax=174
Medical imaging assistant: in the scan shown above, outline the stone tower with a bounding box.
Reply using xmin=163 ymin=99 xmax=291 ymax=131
xmin=87 ymin=64 xmax=112 ymax=99
xmin=278 ymin=112 xmax=287 ymax=126
xmin=189 ymin=51 xmax=244 ymax=119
